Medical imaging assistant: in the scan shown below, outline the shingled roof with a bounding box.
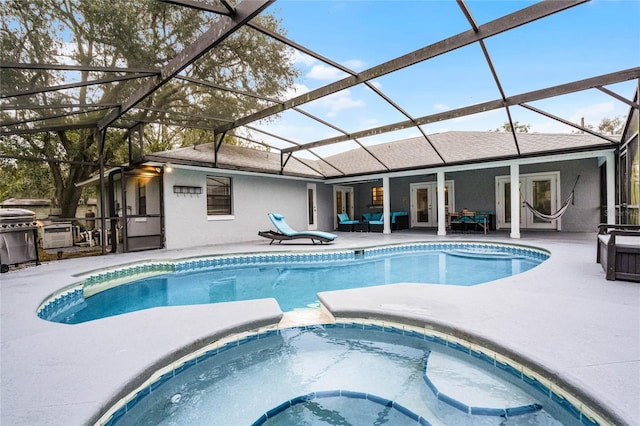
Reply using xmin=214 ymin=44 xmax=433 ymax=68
xmin=146 ymin=131 xmax=613 ymax=179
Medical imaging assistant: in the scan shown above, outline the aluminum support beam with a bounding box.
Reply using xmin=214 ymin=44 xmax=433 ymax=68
xmin=606 ymin=152 xmax=616 ymax=224
xmin=214 ymin=0 xmax=586 ymax=135
xmin=97 ymin=0 xmax=273 ymax=131
xmin=1 ymin=73 xmax=155 ymax=99
xmin=281 ymin=67 xmax=640 ymax=154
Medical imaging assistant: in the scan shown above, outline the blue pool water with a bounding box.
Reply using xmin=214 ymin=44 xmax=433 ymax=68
xmin=110 ymin=326 xmax=578 ymax=426
xmin=41 ymin=244 xmax=547 ymax=324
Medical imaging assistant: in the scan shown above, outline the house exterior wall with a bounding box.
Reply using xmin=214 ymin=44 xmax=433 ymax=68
xmin=519 ymin=158 xmax=600 ymax=232
xmin=316 ymin=182 xmax=335 ymax=231
xmin=163 ymin=168 xmax=331 ymax=250
xmin=350 ymin=158 xmax=600 ymax=232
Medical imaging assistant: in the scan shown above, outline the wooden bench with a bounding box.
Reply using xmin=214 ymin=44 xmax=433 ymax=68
xmin=597 ymin=224 xmax=640 ymax=282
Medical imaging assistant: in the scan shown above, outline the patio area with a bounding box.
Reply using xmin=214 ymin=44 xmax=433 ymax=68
xmin=0 ymin=230 xmax=638 ymax=425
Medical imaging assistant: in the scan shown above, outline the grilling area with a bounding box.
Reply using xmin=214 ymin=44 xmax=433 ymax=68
xmin=0 ymin=198 xmax=107 ymax=272
xmin=0 ymin=208 xmax=39 ymax=273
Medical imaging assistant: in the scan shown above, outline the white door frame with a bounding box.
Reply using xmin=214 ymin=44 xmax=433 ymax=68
xmin=410 ymin=181 xmax=455 ymax=227
xmin=307 ymin=183 xmax=317 ymax=231
xmin=495 ymin=171 xmax=560 ymax=230
xmin=333 ymin=185 xmax=355 ymax=228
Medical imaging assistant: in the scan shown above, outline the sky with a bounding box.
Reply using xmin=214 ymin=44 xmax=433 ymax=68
xmin=247 ymin=0 xmax=639 ymax=157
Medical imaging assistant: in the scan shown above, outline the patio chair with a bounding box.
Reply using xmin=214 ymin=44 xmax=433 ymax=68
xmin=337 ymin=213 xmax=359 ymax=232
xmin=258 ymin=213 xmax=337 ymax=245
xmin=368 ymin=215 xmax=384 ymax=233
xmin=596 ymin=224 xmax=640 ymax=282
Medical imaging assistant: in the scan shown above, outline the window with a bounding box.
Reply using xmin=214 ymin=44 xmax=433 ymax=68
xmin=207 ymin=176 xmax=232 ymax=215
xmin=372 ymin=186 xmax=384 ymax=206
xmin=137 ymin=180 xmax=147 ymax=215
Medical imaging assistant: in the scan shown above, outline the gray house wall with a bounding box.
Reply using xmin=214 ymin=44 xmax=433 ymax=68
xmin=316 ymin=182 xmax=335 ymax=231
xmin=163 ymin=168 xmax=331 ymax=250
xmin=519 ymin=158 xmax=600 ymax=232
xmin=348 ymin=158 xmax=600 ymax=232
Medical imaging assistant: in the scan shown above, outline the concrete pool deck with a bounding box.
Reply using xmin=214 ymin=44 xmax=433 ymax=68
xmin=0 ymin=231 xmax=638 ymax=425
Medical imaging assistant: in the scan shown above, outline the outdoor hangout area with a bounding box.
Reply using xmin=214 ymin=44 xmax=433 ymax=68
xmin=0 ymin=1 xmax=639 ymax=425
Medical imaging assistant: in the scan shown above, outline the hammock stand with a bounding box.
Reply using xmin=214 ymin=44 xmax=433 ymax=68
xmin=522 ymin=175 xmax=580 ymax=222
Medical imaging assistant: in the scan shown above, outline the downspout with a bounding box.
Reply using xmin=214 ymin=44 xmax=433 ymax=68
xmin=120 ymin=169 xmax=128 ymax=253
xmin=160 ymin=167 xmax=166 ymax=249
xmin=97 ymin=130 xmax=106 ymax=254
xmin=108 ymin=168 xmax=123 ymax=253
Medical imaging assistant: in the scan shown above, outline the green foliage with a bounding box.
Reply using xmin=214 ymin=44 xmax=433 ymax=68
xmin=0 ymin=0 xmax=299 ymax=215
xmin=596 ymin=116 xmax=624 ymax=136
xmin=492 ymin=121 xmax=531 ymax=133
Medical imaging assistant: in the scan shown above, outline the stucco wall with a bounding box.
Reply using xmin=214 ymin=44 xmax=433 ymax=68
xmin=349 ymin=158 xmax=601 ymax=232
xmin=519 ymin=159 xmax=600 ymax=232
xmin=163 ymin=169 xmax=331 ymax=250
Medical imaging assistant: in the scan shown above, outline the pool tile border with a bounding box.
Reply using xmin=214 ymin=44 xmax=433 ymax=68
xmin=422 ymin=351 xmax=543 ymax=417
xmin=96 ymin=319 xmax=600 ymax=426
xmin=37 ymin=242 xmax=548 ymax=322
xmin=251 ymin=390 xmax=432 ymax=426
xmin=335 ymin=319 xmax=601 ymax=426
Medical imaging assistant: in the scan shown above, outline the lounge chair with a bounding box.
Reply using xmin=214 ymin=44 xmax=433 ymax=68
xmin=258 ymin=213 xmax=337 ymax=245
xmin=337 ymin=213 xmax=359 ymax=232
xmin=361 ymin=212 xmax=383 ymax=232
xmin=596 ymin=224 xmax=640 ymax=282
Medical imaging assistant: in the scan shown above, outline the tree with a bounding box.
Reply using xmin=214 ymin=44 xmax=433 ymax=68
xmin=0 ymin=0 xmax=299 ymax=217
xmin=492 ymin=121 xmax=531 ymax=133
xmin=596 ymin=116 xmax=624 ymax=136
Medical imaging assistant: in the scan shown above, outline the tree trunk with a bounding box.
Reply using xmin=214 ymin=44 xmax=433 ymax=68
xmin=59 ymin=184 xmax=85 ymax=219
xmin=51 ymin=130 xmax=100 ymax=220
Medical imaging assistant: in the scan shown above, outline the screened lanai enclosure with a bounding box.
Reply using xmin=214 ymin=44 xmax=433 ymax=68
xmin=1 ymin=0 xmax=638 ymax=254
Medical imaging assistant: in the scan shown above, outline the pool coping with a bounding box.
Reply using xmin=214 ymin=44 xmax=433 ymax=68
xmin=1 ymin=232 xmax=638 ymax=425
xmin=95 ymin=320 xmax=602 ymax=426
xmin=36 ymin=241 xmax=548 ymax=324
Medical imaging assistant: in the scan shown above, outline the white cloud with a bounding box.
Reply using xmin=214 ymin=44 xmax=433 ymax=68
xmin=344 ymin=59 xmax=366 ymax=71
xmin=569 ymin=102 xmax=616 ymax=125
xmin=282 ymin=83 xmax=310 ymax=100
xmin=291 ymin=50 xmax=317 ymax=67
xmin=433 ymin=103 xmax=450 ymax=111
xmin=317 ymin=90 xmax=365 ymax=117
xmin=307 ymin=64 xmax=348 ymax=81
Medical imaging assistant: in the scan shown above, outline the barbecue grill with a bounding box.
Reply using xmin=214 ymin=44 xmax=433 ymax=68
xmin=0 ymin=208 xmax=39 ymax=273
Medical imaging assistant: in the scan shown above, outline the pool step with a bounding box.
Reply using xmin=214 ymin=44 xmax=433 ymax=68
xmin=279 ymin=307 xmax=335 ymax=328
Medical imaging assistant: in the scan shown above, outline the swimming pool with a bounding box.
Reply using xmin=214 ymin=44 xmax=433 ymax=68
xmin=38 ymin=242 xmax=548 ymax=324
xmin=101 ymin=323 xmax=597 ymax=426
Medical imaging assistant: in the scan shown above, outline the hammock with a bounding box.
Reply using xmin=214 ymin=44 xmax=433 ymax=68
xmin=522 ymin=175 xmax=580 ymax=222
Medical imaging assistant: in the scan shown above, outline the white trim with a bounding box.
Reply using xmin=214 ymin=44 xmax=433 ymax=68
xmin=307 ymin=183 xmax=317 ymax=231
xmin=409 ymin=180 xmax=455 ymax=228
xmin=326 ymin=148 xmax=615 ymax=184
xmin=497 ymin=170 xmax=561 ymax=233
xmin=510 ymin=164 xmax=520 ymax=238
xmin=437 ymin=172 xmax=447 ymax=236
xmin=333 ymin=185 xmax=355 ymax=229
xmin=207 ymin=215 xmax=234 ymax=221
xmin=383 ymin=176 xmax=391 ymax=234
xmin=145 ymin=161 xmax=325 ymax=182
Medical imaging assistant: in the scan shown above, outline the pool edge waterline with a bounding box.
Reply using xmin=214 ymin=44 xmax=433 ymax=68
xmin=37 ymin=241 xmax=550 ymax=324
xmin=93 ymin=318 xmax=607 ymax=426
